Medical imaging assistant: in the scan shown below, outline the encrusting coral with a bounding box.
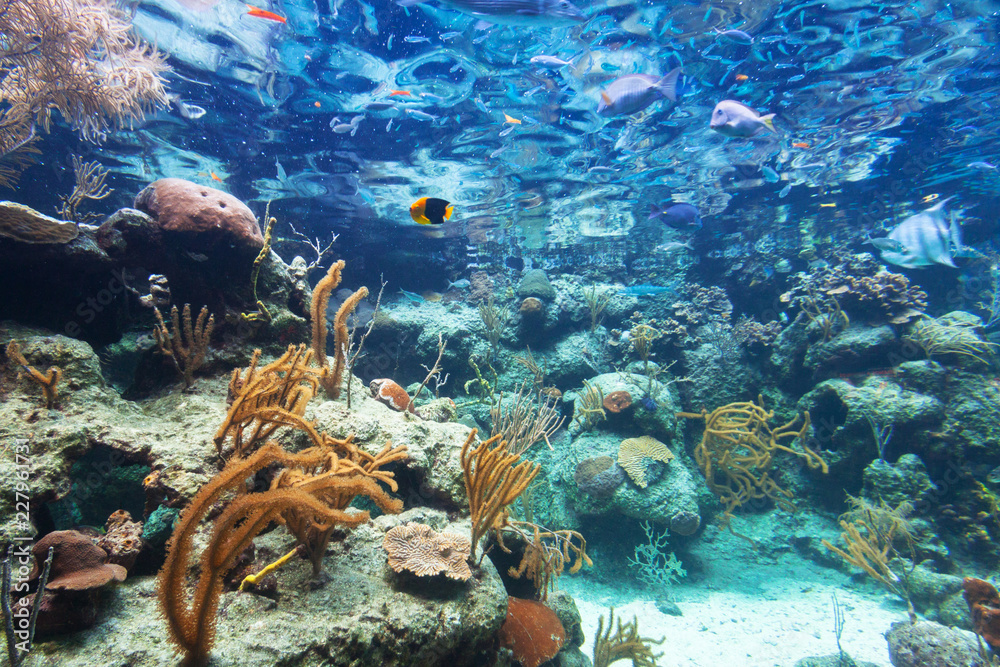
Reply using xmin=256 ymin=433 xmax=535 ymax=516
xmin=5 ymin=340 xmax=62 ymax=409
xmin=679 ymin=396 xmax=828 ymax=537
xmin=152 ymin=304 xmax=215 ymax=390
xmin=617 ymin=436 xmax=674 ymax=489
xmin=0 ymin=201 xmax=79 ymax=244
xmin=382 ymin=523 xmax=472 ymax=581
xmin=310 ymin=259 xmax=369 ymax=398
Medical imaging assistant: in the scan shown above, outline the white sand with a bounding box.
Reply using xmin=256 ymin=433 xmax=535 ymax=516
xmin=563 ymin=568 xmax=905 ymax=666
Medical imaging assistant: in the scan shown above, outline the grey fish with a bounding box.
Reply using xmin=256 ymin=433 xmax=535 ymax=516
xmin=396 ymin=0 xmax=586 ymax=26
xmin=447 ymin=278 xmax=471 ymax=289
xmin=863 ymin=236 xmax=905 ymax=253
xmin=879 ymin=198 xmax=961 ymax=268
xmin=597 ymin=68 xmax=682 ymax=117
xmin=710 ymin=99 xmax=775 ymax=138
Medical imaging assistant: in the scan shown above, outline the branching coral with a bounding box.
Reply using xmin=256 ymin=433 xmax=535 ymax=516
xmin=158 ymin=437 xmax=405 ymax=666
xmin=500 ymin=521 xmax=591 ymax=599
xmin=679 ymin=396 xmax=828 ymax=537
xmin=490 ymin=383 xmax=566 ymax=456
xmin=0 ymin=0 xmax=168 ymax=185
xmin=153 ymin=304 xmax=215 ymax=390
xmin=592 ymin=608 xmax=664 ymax=667
xmin=5 ymin=341 xmax=61 ymax=409
xmin=56 ymin=155 xmax=111 ymax=223
xmin=460 ymin=430 xmax=540 ymax=560
xmin=822 ymin=495 xmax=916 ymax=618
xmin=905 ymin=316 xmax=997 ymax=366
xmin=310 ymin=259 xmax=368 ymax=398
xmin=571 ymin=380 xmax=606 ymax=431
xmin=214 ymin=344 xmax=325 ymax=459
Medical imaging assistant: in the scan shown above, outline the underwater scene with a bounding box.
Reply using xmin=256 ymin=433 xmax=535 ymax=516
xmin=4 ymin=0 xmax=1000 ymax=665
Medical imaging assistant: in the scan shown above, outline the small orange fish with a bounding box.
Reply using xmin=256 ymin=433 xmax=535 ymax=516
xmin=210 ymin=171 xmax=223 ymax=182
xmin=304 ymin=54 xmax=312 ymax=62
xmin=735 ymin=74 xmax=749 ymax=81
xmin=245 ymin=4 xmax=287 ymax=24
xmin=503 ymin=113 xmax=521 ymax=125
xmin=389 ymin=90 xmax=412 ymax=97
xmin=792 ymin=142 xmax=809 ymax=148
xmin=313 ymin=101 xmax=321 ymax=108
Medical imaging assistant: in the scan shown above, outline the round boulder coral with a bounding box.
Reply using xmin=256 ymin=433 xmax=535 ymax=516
xmin=574 ymin=456 xmax=626 ymax=498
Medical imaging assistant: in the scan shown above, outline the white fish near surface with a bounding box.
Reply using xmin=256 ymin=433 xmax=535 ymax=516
xmin=709 ymin=99 xmax=775 ymax=137
xmin=530 ymin=55 xmax=575 ymax=68
xmin=879 ymin=198 xmax=962 ymax=268
xmin=396 ymin=0 xmax=586 ymax=26
xmin=597 ymin=68 xmax=682 ymax=117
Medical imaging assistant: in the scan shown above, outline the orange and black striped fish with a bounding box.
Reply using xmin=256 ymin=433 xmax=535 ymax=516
xmin=409 ymin=197 xmax=453 ymax=225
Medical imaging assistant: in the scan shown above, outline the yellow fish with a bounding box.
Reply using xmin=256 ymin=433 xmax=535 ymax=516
xmin=922 ymin=193 xmax=939 ymax=203
xmin=819 ymin=203 xmax=836 ymax=208
xmin=503 ymin=113 xmax=522 ymax=125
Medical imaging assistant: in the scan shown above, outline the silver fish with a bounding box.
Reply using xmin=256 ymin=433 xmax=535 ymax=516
xmin=863 ymin=236 xmax=905 ymax=253
xmin=530 ymin=55 xmax=574 ymax=68
xmin=597 ymin=68 xmax=682 ymax=117
xmin=709 ymin=100 xmax=775 ymax=138
xmin=879 ymin=198 xmax=961 ymax=268
xmin=167 ymin=94 xmax=206 ymax=120
xmin=396 ymin=0 xmax=586 ymax=26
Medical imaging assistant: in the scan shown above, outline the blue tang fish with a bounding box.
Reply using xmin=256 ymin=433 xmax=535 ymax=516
xmin=879 ymin=198 xmax=962 ymax=268
xmin=649 ymin=203 xmax=701 ymax=231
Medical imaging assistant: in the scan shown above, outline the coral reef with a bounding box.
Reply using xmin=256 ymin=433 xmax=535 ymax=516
xmin=780 ymin=253 xmax=927 ymax=325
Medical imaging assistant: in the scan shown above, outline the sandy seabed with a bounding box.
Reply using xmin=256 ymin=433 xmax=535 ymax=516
xmin=564 ymin=573 xmax=905 ymax=667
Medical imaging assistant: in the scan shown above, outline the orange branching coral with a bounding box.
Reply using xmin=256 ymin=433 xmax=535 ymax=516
xmin=963 ymin=577 xmax=1000 ymax=653
xmin=382 ymin=523 xmax=472 ymax=580
xmin=214 ymin=344 xmax=326 ymax=459
xmin=6 ymin=341 xmax=61 ymax=409
xmin=153 ymin=304 xmax=215 ymax=390
xmin=272 ymin=436 xmax=407 ymax=574
xmin=678 ymin=396 xmax=827 ymax=536
xmin=0 ymin=0 xmax=168 ymax=185
xmin=501 ymin=522 xmax=591 ymax=599
xmin=309 ymin=259 xmax=368 ymax=399
xmin=460 ymin=430 xmax=540 ymax=560
xmin=158 ymin=436 xmax=407 ymax=666
xmin=592 ymin=608 xmax=664 ymax=667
